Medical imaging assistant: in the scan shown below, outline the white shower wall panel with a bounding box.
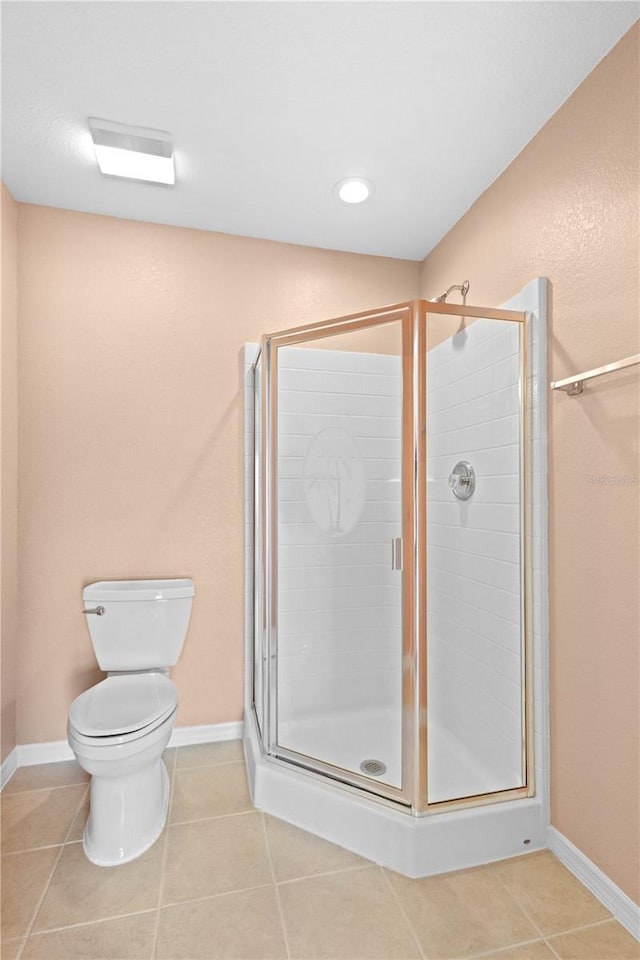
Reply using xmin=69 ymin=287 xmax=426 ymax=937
xmin=276 ymin=347 xmax=403 ymax=739
xmin=426 ymin=318 xmax=523 ymax=802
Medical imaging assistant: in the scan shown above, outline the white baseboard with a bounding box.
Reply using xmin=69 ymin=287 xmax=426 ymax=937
xmin=0 ymin=747 xmax=18 ymax=789
xmin=548 ymin=826 xmax=640 ymax=941
xmin=168 ymin=721 xmax=244 ymax=747
xmin=17 ymin=739 xmax=74 ymax=766
xmin=0 ymin=720 xmax=245 ymax=787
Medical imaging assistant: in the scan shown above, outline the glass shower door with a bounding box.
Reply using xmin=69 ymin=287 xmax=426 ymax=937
xmin=424 ymin=305 xmax=528 ymax=805
xmin=253 ymin=299 xmax=531 ymax=813
xmin=265 ymin=312 xmax=410 ymax=798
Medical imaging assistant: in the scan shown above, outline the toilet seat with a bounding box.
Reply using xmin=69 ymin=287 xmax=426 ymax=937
xmin=69 ymin=673 xmax=178 ymax=743
xmin=68 ymin=708 xmax=177 ymax=756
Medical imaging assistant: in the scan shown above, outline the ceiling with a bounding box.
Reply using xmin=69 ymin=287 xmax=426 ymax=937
xmin=1 ymin=2 xmax=637 ymax=261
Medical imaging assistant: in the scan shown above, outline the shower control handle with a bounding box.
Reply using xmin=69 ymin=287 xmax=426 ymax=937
xmin=448 ymin=474 xmax=470 ymax=490
xmin=448 ymin=461 xmax=475 ymax=501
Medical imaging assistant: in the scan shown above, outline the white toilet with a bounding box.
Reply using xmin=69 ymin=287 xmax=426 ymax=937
xmin=67 ymin=578 xmax=195 ymax=866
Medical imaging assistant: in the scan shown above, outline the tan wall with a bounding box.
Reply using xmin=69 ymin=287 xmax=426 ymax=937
xmin=1 ymin=183 xmax=19 ymax=762
xmin=16 ymin=204 xmax=419 ymax=747
xmin=421 ymin=25 xmax=639 ymax=902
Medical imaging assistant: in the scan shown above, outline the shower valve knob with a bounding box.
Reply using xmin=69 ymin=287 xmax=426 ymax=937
xmin=448 ymin=461 xmax=475 ymax=500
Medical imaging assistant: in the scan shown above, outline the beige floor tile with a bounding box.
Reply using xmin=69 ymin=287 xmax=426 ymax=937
xmin=3 ymin=762 xmax=88 ymax=796
xmin=490 ymin=852 xmax=611 ymax=936
xmin=0 ymin=939 xmax=26 ymax=959
xmin=66 ymin=788 xmax=90 ymax=843
xmin=170 ymin=762 xmax=251 ymax=823
xmin=280 ymin=865 xmax=420 ymax=959
xmin=162 ymin=811 xmax=271 ymax=904
xmin=548 ymin=919 xmax=640 ymax=959
xmin=1 ymin=785 xmax=86 ymax=854
xmin=386 ymin=864 xmax=538 ymax=959
xmin=479 ymin=941 xmax=556 ymax=959
xmin=156 ymin=886 xmax=286 ymax=959
xmin=33 ymin=839 xmax=163 ymax=932
xmin=265 ymin=814 xmax=367 ymax=882
xmin=176 ymin=740 xmax=244 ymax=768
xmin=22 ymin=912 xmax=157 ymax=959
xmin=1 ymin=847 xmax=61 ymax=940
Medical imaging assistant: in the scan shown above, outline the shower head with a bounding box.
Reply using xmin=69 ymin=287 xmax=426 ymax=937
xmin=429 ymin=280 xmax=470 ymax=305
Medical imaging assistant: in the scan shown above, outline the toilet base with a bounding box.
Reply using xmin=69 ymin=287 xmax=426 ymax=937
xmin=83 ymin=758 xmax=170 ymax=866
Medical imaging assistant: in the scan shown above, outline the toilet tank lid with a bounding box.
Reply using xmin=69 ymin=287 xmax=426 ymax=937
xmin=83 ymin=579 xmax=195 ymax=602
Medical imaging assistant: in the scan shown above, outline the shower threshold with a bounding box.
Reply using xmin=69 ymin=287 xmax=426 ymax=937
xmin=244 ymin=709 xmax=546 ymax=879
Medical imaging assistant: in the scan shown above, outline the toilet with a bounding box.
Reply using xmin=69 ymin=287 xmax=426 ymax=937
xmin=67 ymin=578 xmax=195 ymax=866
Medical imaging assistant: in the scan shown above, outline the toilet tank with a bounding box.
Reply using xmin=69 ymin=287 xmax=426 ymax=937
xmin=82 ymin=579 xmax=195 ymax=671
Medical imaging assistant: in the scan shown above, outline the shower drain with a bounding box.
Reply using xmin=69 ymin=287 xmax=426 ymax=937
xmin=360 ymin=759 xmax=387 ymax=777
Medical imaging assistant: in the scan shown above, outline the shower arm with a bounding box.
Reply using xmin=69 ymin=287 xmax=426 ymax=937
xmin=430 ymin=280 xmax=470 ymax=305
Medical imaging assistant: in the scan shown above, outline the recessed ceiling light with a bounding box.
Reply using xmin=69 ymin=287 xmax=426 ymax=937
xmin=334 ymin=177 xmax=374 ymax=204
xmin=89 ymin=118 xmax=175 ymax=186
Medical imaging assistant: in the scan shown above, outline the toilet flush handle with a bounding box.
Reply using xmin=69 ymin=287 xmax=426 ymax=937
xmin=83 ymin=605 xmax=105 ymax=616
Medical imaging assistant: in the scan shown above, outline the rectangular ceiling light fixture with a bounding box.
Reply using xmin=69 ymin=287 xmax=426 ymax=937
xmin=89 ymin=118 xmax=175 ymax=186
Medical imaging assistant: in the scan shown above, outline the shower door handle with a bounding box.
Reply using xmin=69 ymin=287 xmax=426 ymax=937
xmin=391 ymin=538 xmax=403 ymax=571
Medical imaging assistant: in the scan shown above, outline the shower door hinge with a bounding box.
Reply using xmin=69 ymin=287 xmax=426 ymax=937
xmin=391 ymin=537 xmax=403 ymax=571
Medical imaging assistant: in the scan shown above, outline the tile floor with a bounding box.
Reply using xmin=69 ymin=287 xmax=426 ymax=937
xmin=1 ymin=741 xmax=638 ymax=960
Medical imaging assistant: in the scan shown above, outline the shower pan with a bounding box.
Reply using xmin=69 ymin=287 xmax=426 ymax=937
xmin=244 ymin=281 xmax=549 ymax=877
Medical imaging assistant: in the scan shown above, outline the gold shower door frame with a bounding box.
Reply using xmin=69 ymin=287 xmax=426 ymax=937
xmin=256 ymin=299 xmax=533 ymax=815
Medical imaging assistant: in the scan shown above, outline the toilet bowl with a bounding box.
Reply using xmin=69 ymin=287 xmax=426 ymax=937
xmin=68 ymin=672 xmax=178 ymax=865
xmin=67 ymin=579 xmax=194 ymax=866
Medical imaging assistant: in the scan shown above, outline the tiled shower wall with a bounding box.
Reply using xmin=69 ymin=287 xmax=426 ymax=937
xmin=426 ymin=319 xmax=523 ymax=800
xmin=243 ymin=345 xmax=404 ymax=732
xmin=275 ymin=347 xmax=403 ymax=724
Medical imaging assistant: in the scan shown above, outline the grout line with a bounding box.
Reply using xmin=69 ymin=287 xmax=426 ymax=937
xmin=427 ymin=518 xmax=519 ymax=538
xmin=15 ymin=782 xmax=89 ymax=957
xmin=20 ymin=908 xmax=159 ymax=938
xmin=3 ymin=943 xmax=23 ymax=960
xmin=428 ymin=541 xmax=521 ymax=568
xmin=430 ymin=585 xmax=521 ymax=628
xmin=491 ymin=873 xmax=546 ymax=941
xmin=167 ymin=808 xmax=256 ymax=828
xmin=3 ymin=783 xmax=89 ymax=856
xmin=465 ymin=935 xmax=551 ymax=959
xmin=379 ymin=867 xmax=426 ymax=960
xmin=542 ymin=916 xmax=618 ymax=940
xmin=1 ymin=780 xmax=90 ymax=798
xmin=0 ymin=939 xmax=26 ymax=956
xmin=161 ymin=881 xmax=275 ymax=911
xmin=492 ymin=865 xmax=615 ymax=946
xmin=276 ymin=863 xmax=376 ymax=886
xmin=428 ymin=564 xmax=522 ymax=599
xmin=427 ymin=604 xmax=528 ymax=658
xmin=261 ymin=813 xmax=291 ymax=960
xmin=2 ymin=841 xmax=71 ymax=856
xmin=543 ymin=936 xmax=562 ymax=960
xmin=151 ymin=754 xmax=177 ymax=959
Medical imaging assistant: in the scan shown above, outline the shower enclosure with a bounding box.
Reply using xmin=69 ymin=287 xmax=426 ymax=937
xmin=246 ymin=289 xmax=547 ymax=873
